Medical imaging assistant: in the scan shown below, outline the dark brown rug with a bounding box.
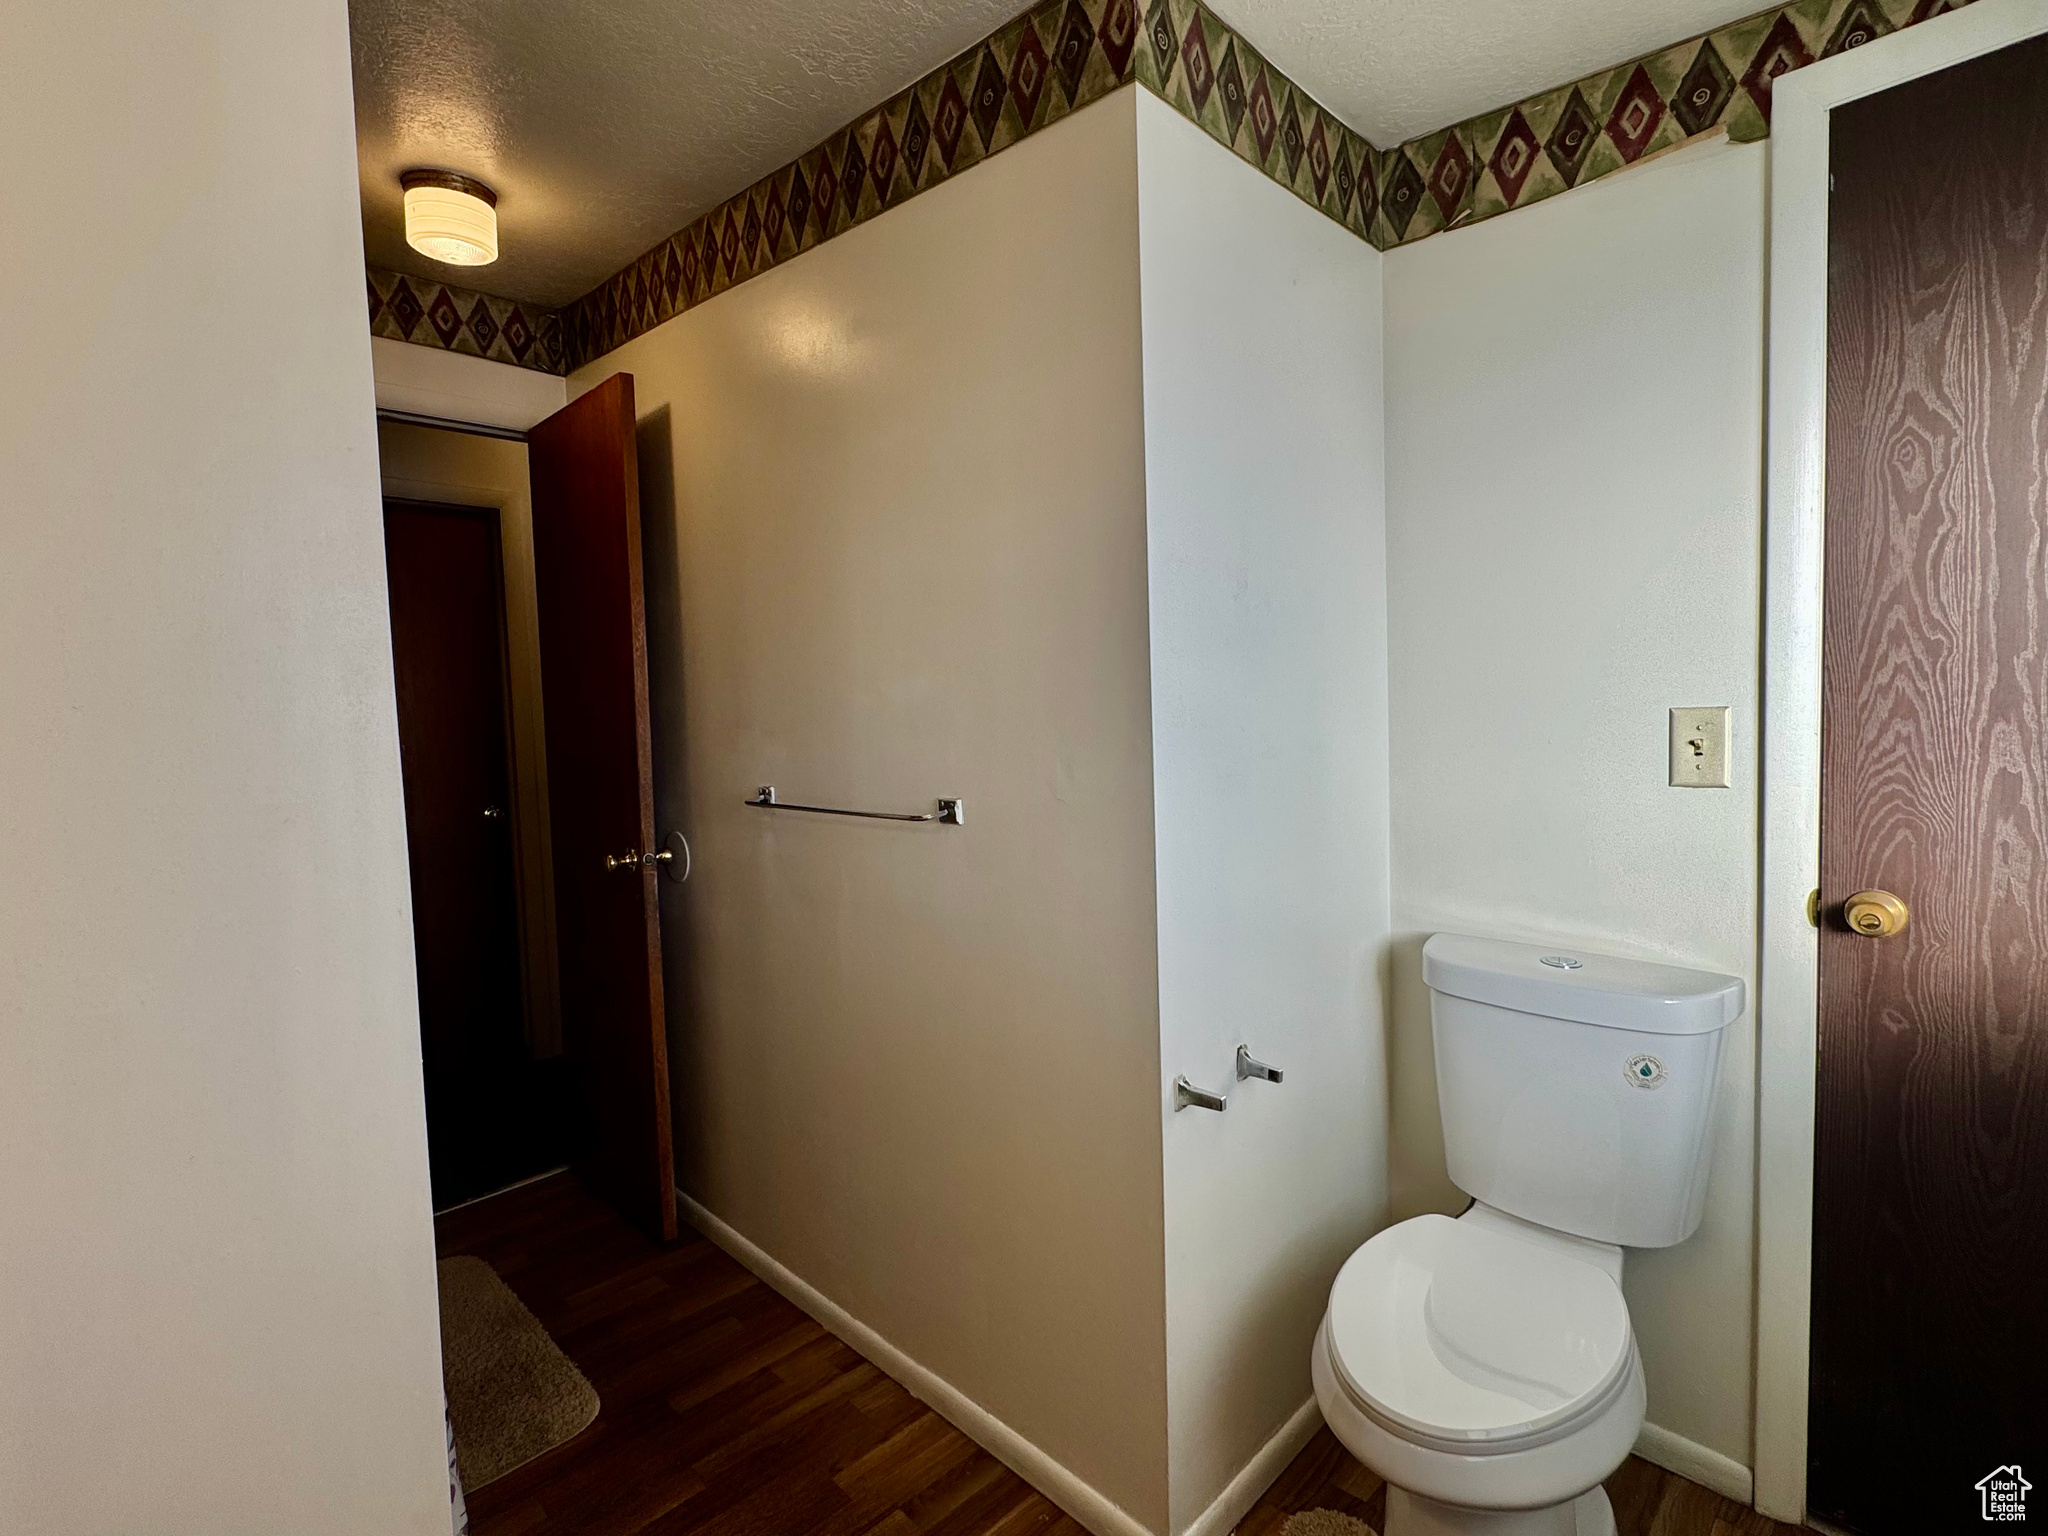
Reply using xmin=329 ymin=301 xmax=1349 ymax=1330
xmin=438 ymin=1255 xmax=599 ymax=1490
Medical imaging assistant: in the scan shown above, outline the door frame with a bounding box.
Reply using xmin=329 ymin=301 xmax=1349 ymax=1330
xmin=1757 ymin=0 xmax=2048 ymax=1518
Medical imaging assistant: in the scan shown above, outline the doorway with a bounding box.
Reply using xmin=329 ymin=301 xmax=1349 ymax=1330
xmin=1810 ymin=30 xmax=2048 ymax=1533
xmin=376 ymin=384 xmax=677 ymax=1238
xmin=382 ymin=482 xmax=584 ymax=1210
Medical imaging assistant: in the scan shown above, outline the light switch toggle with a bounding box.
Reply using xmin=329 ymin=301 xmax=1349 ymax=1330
xmin=1669 ymin=706 xmax=1732 ymax=788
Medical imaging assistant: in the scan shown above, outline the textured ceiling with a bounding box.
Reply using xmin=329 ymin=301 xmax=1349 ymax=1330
xmin=353 ymin=0 xmax=1769 ymax=309
xmin=352 ymin=0 xmax=1027 ymax=306
xmin=1203 ymin=0 xmax=1770 ymax=144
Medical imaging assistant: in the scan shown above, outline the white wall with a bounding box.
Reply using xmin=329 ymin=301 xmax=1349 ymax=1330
xmin=372 ymin=334 xmax=567 ymax=432
xmin=1134 ymin=95 xmax=1391 ymax=1535
xmin=0 ymin=2 xmax=448 ymax=1532
xmin=378 ymin=420 xmax=563 ymax=1056
xmin=573 ymin=91 xmax=1172 ymax=1532
xmin=1382 ymin=136 xmax=1767 ymax=1476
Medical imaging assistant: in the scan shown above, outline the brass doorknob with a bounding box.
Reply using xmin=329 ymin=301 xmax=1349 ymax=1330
xmin=1844 ymin=889 xmax=1909 ymax=938
xmin=604 ymin=847 xmax=676 ymax=874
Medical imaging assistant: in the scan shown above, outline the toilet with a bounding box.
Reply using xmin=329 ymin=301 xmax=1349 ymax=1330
xmin=1313 ymin=933 xmax=1744 ymax=1536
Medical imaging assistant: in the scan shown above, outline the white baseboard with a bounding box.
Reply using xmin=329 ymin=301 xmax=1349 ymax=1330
xmin=1634 ymin=1420 xmax=1753 ymax=1505
xmin=1182 ymin=1397 xmax=1323 ymax=1536
xmin=677 ymin=1192 xmax=1156 ymax=1536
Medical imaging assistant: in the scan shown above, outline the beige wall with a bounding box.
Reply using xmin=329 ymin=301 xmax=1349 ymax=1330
xmin=0 ymin=1 xmax=447 ymax=1531
xmin=1134 ymin=95 xmax=1392 ymax=1534
xmin=1382 ymin=136 xmax=1767 ymax=1475
xmin=547 ymin=55 xmax=1767 ymax=1527
xmin=378 ymin=420 xmax=563 ymax=1055
xmin=573 ymin=91 xmax=1171 ymax=1530
xmin=372 ymin=335 xmax=568 ymax=433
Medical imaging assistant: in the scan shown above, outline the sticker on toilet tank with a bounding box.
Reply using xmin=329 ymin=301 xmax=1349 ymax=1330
xmin=1625 ymin=1053 xmax=1668 ymax=1089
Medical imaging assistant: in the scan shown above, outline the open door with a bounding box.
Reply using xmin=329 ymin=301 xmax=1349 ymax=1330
xmin=527 ymin=373 xmax=676 ymax=1241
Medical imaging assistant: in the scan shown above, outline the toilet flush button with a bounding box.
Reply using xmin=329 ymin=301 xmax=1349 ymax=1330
xmin=1539 ymin=955 xmax=1583 ymax=970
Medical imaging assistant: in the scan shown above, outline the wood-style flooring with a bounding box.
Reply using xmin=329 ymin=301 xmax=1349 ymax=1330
xmin=436 ymin=1173 xmax=1805 ymax=1536
xmin=1232 ymin=1429 xmax=1805 ymax=1536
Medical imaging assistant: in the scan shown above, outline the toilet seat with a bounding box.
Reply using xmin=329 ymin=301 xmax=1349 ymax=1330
xmin=1325 ymin=1215 xmax=1634 ymax=1457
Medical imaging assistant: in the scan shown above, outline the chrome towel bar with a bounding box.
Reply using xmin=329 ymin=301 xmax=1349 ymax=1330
xmin=747 ymin=785 xmax=964 ymax=826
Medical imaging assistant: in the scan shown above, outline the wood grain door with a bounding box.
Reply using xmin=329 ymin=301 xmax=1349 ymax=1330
xmin=528 ymin=375 xmax=676 ymax=1241
xmin=383 ymin=500 xmax=528 ymax=1207
xmin=1814 ymin=34 xmax=2048 ymax=1532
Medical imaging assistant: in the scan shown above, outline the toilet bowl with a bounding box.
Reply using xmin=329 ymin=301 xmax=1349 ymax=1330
xmin=1311 ymin=933 xmax=1743 ymax=1536
xmin=1311 ymin=1210 xmax=1642 ymax=1535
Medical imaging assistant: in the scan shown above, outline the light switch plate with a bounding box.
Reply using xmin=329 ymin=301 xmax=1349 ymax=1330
xmin=1670 ymin=707 xmax=1732 ymax=788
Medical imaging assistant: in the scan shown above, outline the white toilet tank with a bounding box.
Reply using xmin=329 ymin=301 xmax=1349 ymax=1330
xmin=1423 ymin=933 xmax=1744 ymax=1249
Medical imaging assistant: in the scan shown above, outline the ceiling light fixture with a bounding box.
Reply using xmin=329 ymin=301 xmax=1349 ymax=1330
xmin=401 ymin=170 xmax=499 ymax=266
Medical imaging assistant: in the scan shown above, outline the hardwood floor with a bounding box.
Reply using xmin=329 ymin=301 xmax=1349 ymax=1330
xmin=437 ymin=1171 xmax=1084 ymax=1536
xmin=436 ymin=1173 xmax=1803 ymax=1536
xmin=1233 ymin=1427 xmax=1805 ymax=1536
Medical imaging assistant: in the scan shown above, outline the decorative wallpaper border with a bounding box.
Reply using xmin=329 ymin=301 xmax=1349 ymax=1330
xmin=1138 ymin=0 xmax=1382 ymax=245
xmin=558 ymin=0 xmax=1371 ymax=371
xmin=367 ymin=0 xmax=1979 ymax=374
xmin=1374 ymin=0 xmax=1973 ymax=247
xmin=367 ymin=266 xmax=565 ymax=374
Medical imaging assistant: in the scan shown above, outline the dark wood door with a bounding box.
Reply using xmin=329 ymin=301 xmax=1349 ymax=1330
xmin=527 ymin=374 xmax=676 ymax=1241
xmin=1815 ymin=34 xmax=2048 ymax=1532
xmin=384 ymin=500 xmax=534 ymax=1207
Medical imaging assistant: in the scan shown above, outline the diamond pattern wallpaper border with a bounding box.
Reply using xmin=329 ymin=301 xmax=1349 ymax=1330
xmin=367 ymin=266 xmax=565 ymax=375
xmin=1374 ymin=0 xmax=1974 ymax=247
xmin=557 ymin=0 xmax=1373 ymax=372
xmin=365 ymin=0 xmax=1978 ymax=376
xmin=558 ymin=0 xmax=1145 ymax=371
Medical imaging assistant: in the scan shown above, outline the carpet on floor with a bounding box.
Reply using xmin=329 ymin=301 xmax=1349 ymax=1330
xmin=437 ymin=1255 xmax=599 ymax=1490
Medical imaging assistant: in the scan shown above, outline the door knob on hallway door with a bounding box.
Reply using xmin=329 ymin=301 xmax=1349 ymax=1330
xmin=1844 ymin=889 xmax=1909 ymax=938
xmin=605 ymin=838 xmax=691 ymax=881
